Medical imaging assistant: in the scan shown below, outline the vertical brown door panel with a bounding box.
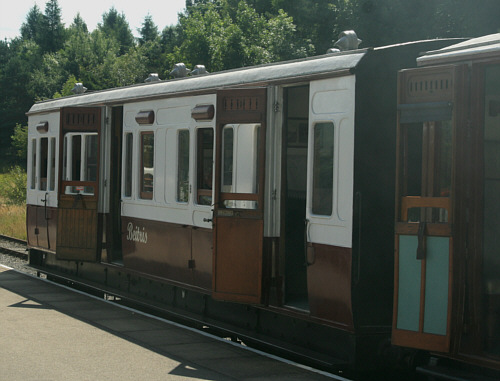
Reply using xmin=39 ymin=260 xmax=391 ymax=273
xmin=56 ymin=107 xmax=101 ymax=262
xmin=213 ymin=217 xmax=263 ymax=303
xmin=212 ymin=88 xmax=267 ymax=304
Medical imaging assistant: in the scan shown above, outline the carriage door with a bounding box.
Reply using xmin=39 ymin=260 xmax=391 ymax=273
xmin=56 ymin=107 xmax=102 ymax=261
xmin=212 ymin=88 xmax=267 ymax=304
xmin=392 ymin=65 xmax=465 ymax=352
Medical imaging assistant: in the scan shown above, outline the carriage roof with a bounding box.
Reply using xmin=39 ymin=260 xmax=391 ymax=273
xmin=417 ymin=33 xmax=500 ymax=66
xmin=27 ymin=49 xmax=367 ymax=115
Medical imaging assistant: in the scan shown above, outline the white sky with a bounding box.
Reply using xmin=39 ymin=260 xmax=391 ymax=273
xmin=1 ymin=0 xmax=187 ymax=41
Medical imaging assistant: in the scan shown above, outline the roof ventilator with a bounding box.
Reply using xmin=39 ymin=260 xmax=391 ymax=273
xmin=71 ymin=83 xmax=87 ymax=94
xmin=170 ymin=63 xmax=210 ymax=78
xmin=170 ymin=63 xmax=191 ymax=78
xmin=327 ymin=30 xmax=362 ymax=53
xmin=191 ymin=65 xmax=209 ymax=75
xmin=145 ymin=73 xmax=160 ymax=83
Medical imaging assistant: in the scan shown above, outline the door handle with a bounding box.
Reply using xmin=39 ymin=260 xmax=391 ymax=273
xmin=72 ymin=193 xmax=85 ymax=208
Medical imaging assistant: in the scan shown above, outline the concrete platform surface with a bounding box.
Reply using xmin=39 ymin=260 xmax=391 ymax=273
xmin=0 ymin=266 xmax=342 ymax=381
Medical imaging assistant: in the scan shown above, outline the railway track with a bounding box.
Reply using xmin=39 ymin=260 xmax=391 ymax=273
xmin=0 ymin=234 xmax=28 ymax=258
xmin=0 ymin=235 xmax=353 ymax=380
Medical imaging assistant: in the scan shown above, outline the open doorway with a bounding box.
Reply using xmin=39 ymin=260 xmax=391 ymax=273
xmin=282 ymin=85 xmax=309 ymax=310
xmin=108 ymin=106 xmax=123 ymax=263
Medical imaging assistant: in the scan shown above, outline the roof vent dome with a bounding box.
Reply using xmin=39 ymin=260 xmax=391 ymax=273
xmin=170 ymin=63 xmax=191 ymax=78
xmin=71 ymin=83 xmax=87 ymax=94
xmin=334 ymin=30 xmax=362 ymax=51
xmin=145 ymin=73 xmax=160 ymax=83
xmin=191 ymin=65 xmax=209 ymax=75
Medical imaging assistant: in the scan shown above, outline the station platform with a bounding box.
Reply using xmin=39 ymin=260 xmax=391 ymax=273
xmin=0 ymin=266 xmax=342 ymax=381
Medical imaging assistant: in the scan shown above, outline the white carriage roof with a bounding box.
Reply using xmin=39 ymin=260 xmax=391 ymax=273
xmin=417 ymin=33 xmax=500 ymax=66
xmin=27 ymin=50 xmax=368 ymax=115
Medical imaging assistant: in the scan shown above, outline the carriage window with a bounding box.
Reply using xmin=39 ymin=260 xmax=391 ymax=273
xmin=39 ymin=137 xmax=48 ymax=191
xmin=222 ymin=127 xmax=234 ymax=191
xmin=312 ymin=122 xmax=334 ymax=216
xmin=62 ymin=133 xmax=97 ymax=195
xmin=69 ymin=134 xmax=82 ymax=181
xmin=124 ymin=133 xmax=133 ymax=197
xmin=220 ymin=124 xmax=260 ymax=209
xmin=140 ymin=131 xmax=154 ymax=199
xmin=49 ymin=137 xmax=56 ymax=191
xmin=197 ymin=128 xmax=213 ymax=205
xmin=401 ymin=121 xmax=452 ymax=222
xmin=30 ymin=139 xmax=36 ymax=189
xmin=85 ymin=134 xmax=98 ymax=182
xmin=177 ymin=130 xmax=190 ymax=203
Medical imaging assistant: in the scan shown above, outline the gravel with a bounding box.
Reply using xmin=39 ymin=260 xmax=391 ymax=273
xmin=0 ymin=240 xmax=38 ymax=276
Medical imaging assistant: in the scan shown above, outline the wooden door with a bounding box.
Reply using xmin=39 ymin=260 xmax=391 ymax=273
xmin=392 ymin=65 xmax=466 ymax=352
xmin=56 ymin=107 xmax=101 ymax=261
xmin=212 ymin=88 xmax=267 ymax=304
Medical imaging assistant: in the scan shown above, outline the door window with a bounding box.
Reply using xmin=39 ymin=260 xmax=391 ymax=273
xmin=311 ymin=122 xmax=334 ymax=216
xmin=400 ymin=121 xmax=452 ymax=223
xmin=220 ymin=124 xmax=260 ymax=209
xmin=197 ymin=128 xmax=214 ymax=205
xmin=62 ymin=132 xmax=98 ymax=195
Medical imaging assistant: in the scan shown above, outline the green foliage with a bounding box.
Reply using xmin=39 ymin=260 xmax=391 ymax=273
xmin=99 ymin=7 xmax=135 ymax=55
xmin=138 ymin=14 xmax=159 ymax=45
xmin=2 ymin=0 xmax=500 ymax=169
xmin=0 ymin=166 xmax=27 ymax=205
xmin=10 ymin=124 xmax=28 ymax=163
xmin=53 ymin=74 xmax=81 ymax=98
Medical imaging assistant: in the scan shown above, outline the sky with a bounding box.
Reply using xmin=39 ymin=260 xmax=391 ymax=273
xmin=0 ymin=0 xmax=187 ymax=41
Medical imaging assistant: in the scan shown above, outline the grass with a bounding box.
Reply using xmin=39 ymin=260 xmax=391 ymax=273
xmin=0 ymin=172 xmax=27 ymax=240
xmin=0 ymin=203 xmax=26 ymax=240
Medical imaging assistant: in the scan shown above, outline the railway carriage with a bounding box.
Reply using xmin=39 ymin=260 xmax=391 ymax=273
xmin=392 ymin=34 xmax=500 ymax=376
xmin=27 ymin=33 xmax=500 ymax=376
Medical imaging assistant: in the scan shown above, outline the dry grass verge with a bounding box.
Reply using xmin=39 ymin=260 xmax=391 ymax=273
xmin=0 ymin=203 xmax=26 ymax=240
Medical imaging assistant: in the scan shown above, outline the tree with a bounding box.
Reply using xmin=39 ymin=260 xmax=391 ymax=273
xmin=53 ymin=74 xmax=82 ymax=98
xmin=0 ymin=39 xmax=41 ymax=141
xmin=99 ymin=7 xmax=135 ymax=55
xmin=10 ymin=124 xmax=28 ymax=164
xmin=28 ymin=52 xmax=67 ymax=101
xmin=138 ymin=14 xmax=159 ymax=45
xmin=42 ymin=0 xmax=66 ymax=52
xmin=20 ymin=5 xmax=44 ymax=43
xmin=69 ymin=13 xmax=88 ymax=34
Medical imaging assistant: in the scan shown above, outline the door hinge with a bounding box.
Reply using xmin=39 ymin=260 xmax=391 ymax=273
xmin=273 ymin=102 xmax=280 ymax=112
xmin=271 ymin=189 xmax=277 ymax=200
